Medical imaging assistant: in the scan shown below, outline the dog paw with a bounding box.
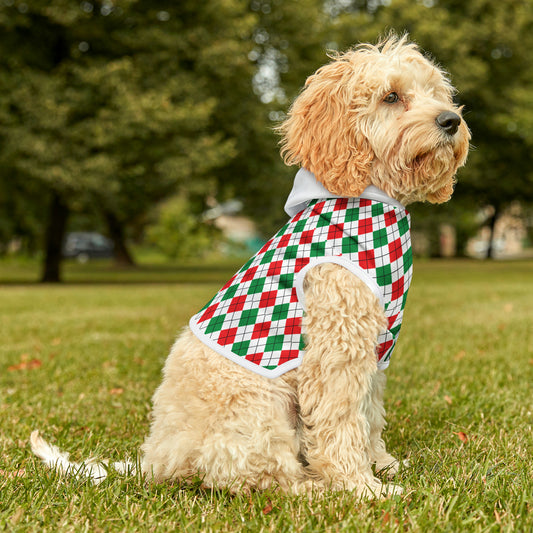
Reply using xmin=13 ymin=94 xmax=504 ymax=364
xmin=375 ymin=455 xmax=409 ymax=478
xmin=358 ymin=480 xmax=403 ymax=499
xmin=382 ymin=482 xmax=404 ymax=496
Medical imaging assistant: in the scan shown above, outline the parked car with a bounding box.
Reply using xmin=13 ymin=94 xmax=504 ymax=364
xmin=63 ymin=232 xmax=114 ymax=263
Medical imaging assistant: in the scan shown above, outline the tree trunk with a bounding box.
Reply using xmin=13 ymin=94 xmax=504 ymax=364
xmin=41 ymin=192 xmax=69 ymax=283
xmin=486 ymin=205 xmax=500 ymax=259
xmin=104 ymin=210 xmax=135 ymax=267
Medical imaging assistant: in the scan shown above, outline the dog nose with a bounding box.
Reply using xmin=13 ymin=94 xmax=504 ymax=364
xmin=435 ymin=111 xmax=461 ymax=136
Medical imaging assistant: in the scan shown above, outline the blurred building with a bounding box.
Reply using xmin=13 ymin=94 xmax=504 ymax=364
xmin=467 ymin=203 xmax=529 ymax=258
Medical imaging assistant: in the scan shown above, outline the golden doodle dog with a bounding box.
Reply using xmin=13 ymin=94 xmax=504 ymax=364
xmin=32 ymin=35 xmax=470 ymax=498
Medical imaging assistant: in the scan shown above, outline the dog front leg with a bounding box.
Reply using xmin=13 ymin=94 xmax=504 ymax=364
xmin=367 ymin=370 xmax=404 ymax=477
xmin=297 ymin=263 xmax=401 ymax=497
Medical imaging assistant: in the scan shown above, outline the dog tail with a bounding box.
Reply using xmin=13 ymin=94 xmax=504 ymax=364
xmin=30 ymin=430 xmax=136 ymax=484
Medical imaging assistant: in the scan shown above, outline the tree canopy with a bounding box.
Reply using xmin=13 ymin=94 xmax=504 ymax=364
xmin=0 ymin=0 xmax=531 ymax=278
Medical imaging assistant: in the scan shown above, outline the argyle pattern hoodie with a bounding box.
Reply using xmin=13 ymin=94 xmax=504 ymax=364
xmin=189 ymin=182 xmax=413 ymax=379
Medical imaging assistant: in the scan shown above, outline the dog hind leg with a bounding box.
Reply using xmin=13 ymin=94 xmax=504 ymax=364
xmin=141 ymin=329 xmax=311 ymax=493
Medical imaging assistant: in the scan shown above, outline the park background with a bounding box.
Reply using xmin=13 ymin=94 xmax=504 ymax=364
xmin=0 ymin=1 xmax=532 ymax=532
xmin=1 ymin=0 xmax=533 ymax=280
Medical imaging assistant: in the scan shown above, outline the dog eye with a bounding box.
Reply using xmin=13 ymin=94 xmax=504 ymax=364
xmin=383 ymin=92 xmax=399 ymax=104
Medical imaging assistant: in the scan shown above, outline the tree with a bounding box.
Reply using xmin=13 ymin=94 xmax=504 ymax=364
xmin=0 ymin=0 xmax=331 ymax=279
xmin=0 ymin=1 xmax=251 ymax=280
xmin=198 ymin=0 xmax=329 ymax=236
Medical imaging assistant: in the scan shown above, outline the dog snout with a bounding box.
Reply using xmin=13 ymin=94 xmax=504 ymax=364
xmin=435 ymin=111 xmax=461 ymax=136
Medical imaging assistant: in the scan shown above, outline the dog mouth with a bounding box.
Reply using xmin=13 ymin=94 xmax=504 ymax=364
xmin=411 ymin=152 xmax=429 ymax=169
xmin=411 ymin=135 xmax=465 ymax=171
xmin=409 ymin=146 xmax=457 ymax=182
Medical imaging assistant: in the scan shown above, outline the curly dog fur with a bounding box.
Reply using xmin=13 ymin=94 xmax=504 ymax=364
xmin=140 ymin=35 xmax=469 ymax=497
xmin=32 ymin=35 xmax=470 ymax=498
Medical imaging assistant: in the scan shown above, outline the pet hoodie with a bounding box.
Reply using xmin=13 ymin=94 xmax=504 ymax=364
xmin=189 ymin=168 xmax=413 ymax=378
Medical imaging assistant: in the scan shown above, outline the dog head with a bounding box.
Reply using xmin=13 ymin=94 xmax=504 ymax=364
xmin=278 ymin=35 xmax=470 ymax=205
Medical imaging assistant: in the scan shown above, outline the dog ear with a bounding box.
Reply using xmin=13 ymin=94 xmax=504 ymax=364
xmin=278 ymin=57 xmax=374 ymax=197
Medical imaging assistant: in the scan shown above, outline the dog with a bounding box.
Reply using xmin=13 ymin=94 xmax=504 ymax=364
xmin=31 ymin=35 xmax=470 ymax=498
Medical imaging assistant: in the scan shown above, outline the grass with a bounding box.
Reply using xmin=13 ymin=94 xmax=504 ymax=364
xmin=1 ymin=258 xmax=532 ymax=532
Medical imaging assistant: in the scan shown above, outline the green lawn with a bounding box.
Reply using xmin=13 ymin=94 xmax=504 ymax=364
xmin=1 ymin=259 xmax=532 ymax=532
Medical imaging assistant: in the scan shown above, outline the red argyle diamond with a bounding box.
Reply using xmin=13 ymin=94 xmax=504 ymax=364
xmin=384 ymin=210 xmax=397 ymax=227
xmin=328 ymin=223 xmax=344 ymax=240
xmin=259 ymin=291 xmax=277 ymax=308
xmin=388 ymin=313 xmax=399 ymax=330
xmin=245 ymin=352 xmax=263 ymax=364
xmin=258 ymin=238 xmax=273 ymax=254
xmin=290 ymin=288 xmax=299 ymax=303
xmin=358 ymin=249 xmax=375 ymax=269
xmin=284 ymin=317 xmax=301 ymax=336
xmin=277 ymin=234 xmax=291 ymax=248
xmin=310 ymin=202 xmax=325 ymax=216
xmin=391 ymin=277 xmax=404 ymax=301
xmin=218 ymin=327 xmax=237 ymax=346
xmin=377 ymin=339 xmax=393 ymax=359
xmin=358 ymin=217 xmax=373 ymax=234
xmin=228 ymin=295 xmax=247 ymax=313
xmin=300 ymin=230 xmax=314 ymax=244
xmin=278 ymin=349 xmax=299 ymax=364
xmin=389 ymin=238 xmax=403 ymax=262
xmin=267 ymin=260 xmax=283 ymax=277
xmin=198 ymin=302 xmax=219 ymax=323
xmin=334 ymin=198 xmax=349 ymax=211
xmin=252 ymin=321 xmax=271 ymax=339
xmin=295 ymin=257 xmax=310 ymax=273
xmin=242 ymin=265 xmax=258 ymax=282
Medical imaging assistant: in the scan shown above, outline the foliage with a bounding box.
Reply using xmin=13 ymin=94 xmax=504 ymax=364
xmin=0 ymin=0 xmax=327 ymax=276
xmin=0 ymin=0 xmax=246 ymax=227
xmin=146 ymin=195 xmax=218 ymax=259
xmin=1 ymin=0 xmax=533 ymax=270
xmin=205 ymin=0 xmax=328 ymax=236
xmin=1 ymin=259 xmax=532 ymax=530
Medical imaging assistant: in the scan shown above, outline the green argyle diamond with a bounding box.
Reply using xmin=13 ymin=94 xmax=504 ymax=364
xmin=403 ymin=248 xmax=413 ymax=273
xmin=390 ymin=324 xmax=401 ymax=336
xmin=260 ymin=249 xmax=276 ymax=264
xmin=284 ymin=245 xmax=298 ymax=260
xmin=376 ymin=264 xmax=392 ymax=286
xmin=272 ymin=303 xmax=290 ymax=321
xmin=248 ymin=277 xmax=265 ymax=294
xmin=373 ymin=228 xmax=388 ymax=248
xmin=278 ymin=273 xmax=294 ymax=289
xmin=401 ymin=291 xmax=409 ymax=310
xmin=205 ymin=315 xmax=225 ymax=334
xmin=317 ymin=212 xmax=332 ymax=227
xmin=221 ymin=284 xmax=238 ymax=300
xmin=232 ymin=340 xmax=250 ymax=357
xmin=293 ymin=219 xmax=307 ymax=233
xmin=345 ymin=207 xmax=359 ymax=222
xmin=265 ymin=335 xmax=284 ymax=352
xmin=342 ymin=236 xmax=358 ymax=254
xmin=372 ymin=203 xmax=384 ymax=217
xmin=310 ymin=241 xmax=326 ymax=257
xmin=398 ymin=216 xmax=409 ymax=236
xmin=239 ymin=308 xmax=258 ymax=327
xmin=299 ymin=336 xmax=307 ymax=350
